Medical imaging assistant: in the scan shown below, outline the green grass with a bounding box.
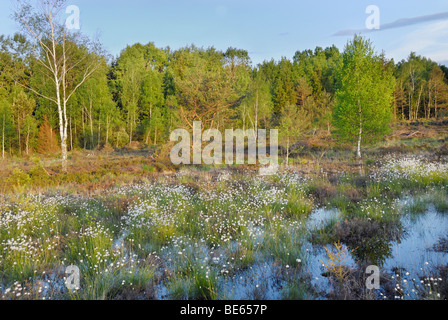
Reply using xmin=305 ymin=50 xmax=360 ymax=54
xmin=167 ymin=267 xmax=219 ymax=300
xmin=2 ymin=158 xmax=448 ymax=300
xmin=406 ymin=197 xmax=430 ymax=215
xmin=262 ymin=221 xmax=305 ymax=266
xmin=282 ymin=280 xmax=309 ymax=300
xmin=430 ymin=189 xmax=448 ymax=213
xmin=309 ymin=219 xmax=339 ymax=245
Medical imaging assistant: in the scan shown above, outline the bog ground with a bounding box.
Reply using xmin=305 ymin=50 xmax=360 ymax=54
xmin=0 ymin=121 xmax=447 ymax=300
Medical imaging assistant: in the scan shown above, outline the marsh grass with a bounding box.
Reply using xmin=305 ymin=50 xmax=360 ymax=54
xmin=281 ymin=280 xmax=309 ymax=300
xmin=310 ymin=218 xmax=339 ymax=245
xmin=167 ymin=269 xmax=219 ymax=300
xmin=430 ymin=189 xmax=448 ymax=213
xmin=353 ymin=198 xmax=400 ymax=223
xmin=326 ymin=195 xmax=354 ymax=213
xmin=283 ymin=187 xmax=314 ymax=218
xmin=406 ymin=197 xmax=430 ymax=215
xmin=2 ymin=157 xmax=448 ymax=300
xmin=365 ymin=182 xmax=382 ymax=199
xmin=403 ymin=188 xmax=448 ymax=216
xmin=262 ymin=222 xmax=305 ymax=266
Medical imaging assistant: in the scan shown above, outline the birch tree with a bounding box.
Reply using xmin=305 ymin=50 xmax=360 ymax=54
xmin=239 ymin=73 xmax=272 ymax=137
xmin=334 ymin=35 xmax=395 ymax=159
xmin=14 ymin=0 xmax=103 ymax=171
xmin=279 ymin=104 xmax=310 ymax=165
xmin=0 ymin=101 xmax=14 ymax=159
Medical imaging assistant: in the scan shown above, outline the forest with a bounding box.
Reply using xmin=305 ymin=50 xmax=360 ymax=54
xmin=0 ymin=2 xmax=448 ymax=165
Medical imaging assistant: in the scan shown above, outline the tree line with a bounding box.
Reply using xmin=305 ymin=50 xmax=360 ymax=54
xmin=1 ymin=1 xmax=447 ymax=166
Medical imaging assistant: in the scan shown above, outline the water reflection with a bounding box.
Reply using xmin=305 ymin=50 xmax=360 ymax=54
xmin=304 ymin=204 xmax=448 ymax=299
xmin=338 ymin=219 xmax=404 ymax=267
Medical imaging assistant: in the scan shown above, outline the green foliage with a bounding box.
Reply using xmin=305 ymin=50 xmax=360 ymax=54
xmin=76 ymin=60 xmax=117 ymax=149
xmin=333 ymin=35 xmax=396 ymax=158
xmin=172 ymin=46 xmax=240 ymax=129
xmin=238 ymin=72 xmax=273 ymax=131
xmin=279 ymin=104 xmax=311 ymax=162
xmin=0 ymin=100 xmax=15 ymax=158
xmin=6 ymin=168 xmax=31 ymax=191
xmin=28 ymin=158 xmax=50 ymax=187
xmin=0 ymin=2 xmax=446 ymax=161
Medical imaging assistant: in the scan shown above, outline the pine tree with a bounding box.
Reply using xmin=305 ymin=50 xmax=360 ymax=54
xmin=37 ymin=116 xmax=59 ymax=154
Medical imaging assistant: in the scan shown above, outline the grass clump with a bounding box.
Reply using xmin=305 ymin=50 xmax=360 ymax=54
xmin=263 ymin=221 xmax=305 ymax=266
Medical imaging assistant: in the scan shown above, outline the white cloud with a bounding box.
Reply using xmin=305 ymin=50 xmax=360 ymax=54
xmin=388 ymin=20 xmax=448 ymax=63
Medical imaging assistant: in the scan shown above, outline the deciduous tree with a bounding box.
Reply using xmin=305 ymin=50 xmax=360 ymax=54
xmin=334 ymin=35 xmax=395 ymax=159
xmin=15 ymin=0 xmax=103 ymax=171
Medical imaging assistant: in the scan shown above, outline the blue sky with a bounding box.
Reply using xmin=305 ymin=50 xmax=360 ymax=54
xmin=1 ymin=0 xmax=447 ymax=65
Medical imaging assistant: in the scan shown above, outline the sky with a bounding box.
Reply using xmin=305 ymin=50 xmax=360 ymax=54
xmin=0 ymin=0 xmax=447 ymax=66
